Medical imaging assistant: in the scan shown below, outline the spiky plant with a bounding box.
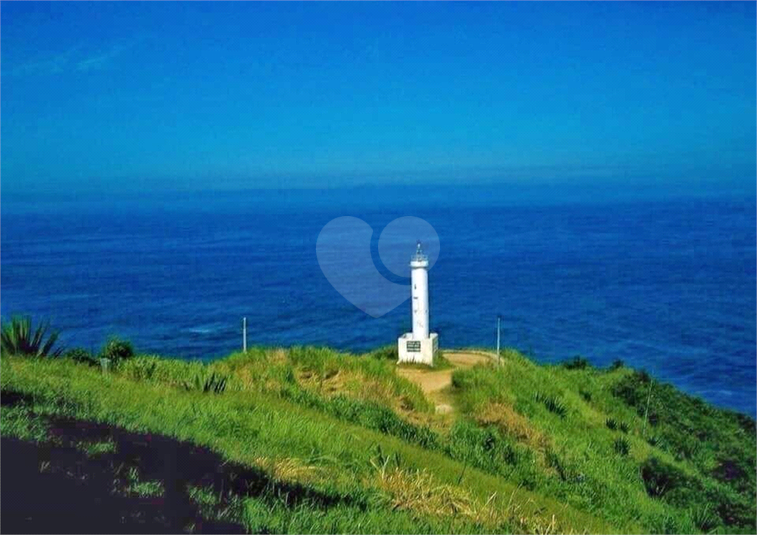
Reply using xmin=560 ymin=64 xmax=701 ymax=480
xmin=1 ymin=316 xmax=63 ymax=358
xmin=614 ymin=436 xmax=630 ymax=456
xmin=183 ymin=371 xmax=228 ymax=394
xmin=534 ymin=392 xmax=568 ymax=418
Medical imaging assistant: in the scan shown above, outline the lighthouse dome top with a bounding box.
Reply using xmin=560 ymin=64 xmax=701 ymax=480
xmin=410 ymin=240 xmax=429 ymax=267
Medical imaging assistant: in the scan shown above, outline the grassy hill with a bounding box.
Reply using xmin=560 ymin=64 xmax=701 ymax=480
xmin=1 ymin=344 xmax=755 ymax=533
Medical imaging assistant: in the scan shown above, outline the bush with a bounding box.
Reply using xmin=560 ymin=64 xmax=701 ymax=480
xmin=100 ymin=337 xmax=134 ymax=362
xmin=534 ymin=392 xmax=567 ymax=418
xmin=545 ymin=448 xmax=570 ymax=481
xmin=614 ymin=437 xmax=630 ymax=456
xmin=562 ymin=355 xmax=590 ymax=370
xmin=1 ymin=316 xmax=63 ymax=358
xmin=702 ymin=480 xmax=756 ymax=527
xmin=63 ymin=347 xmax=97 ymax=366
xmin=611 ymin=371 xmax=659 ymax=426
xmin=640 ymin=457 xmax=689 ymax=498
xmin=734 ymin=412 xmax=756 ymax=435
xmin=609 ymin=359 xmax=625 ymax=370
xmin=637 ymin=370 xmax=652 ymax=383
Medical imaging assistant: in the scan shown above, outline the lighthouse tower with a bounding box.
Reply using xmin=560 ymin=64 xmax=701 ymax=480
xmin=398 ymin=241 xmax=439 ymax=365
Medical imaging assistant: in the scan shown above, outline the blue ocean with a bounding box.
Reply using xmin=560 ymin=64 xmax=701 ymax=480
xmin=2 ymin=186 xmax=755 ymax=415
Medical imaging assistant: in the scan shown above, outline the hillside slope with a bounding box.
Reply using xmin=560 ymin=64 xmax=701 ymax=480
xmin=1 ymin=346 xmax=754 ymax=534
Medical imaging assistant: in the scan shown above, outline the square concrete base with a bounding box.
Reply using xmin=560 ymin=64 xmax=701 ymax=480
xmin=397 ymin=333 xmax=438 ymax=366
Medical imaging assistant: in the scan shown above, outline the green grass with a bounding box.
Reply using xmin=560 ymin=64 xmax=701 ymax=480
xmin=75 ymin=438 xmax=117 ymax=455
xmin=1 ymin=352 xmax=601 ymax=534
xmin=1 ymin=344 xmax=754 ymax=534
xmin=450 ymin=349 xmax=756 ymax=533
xmin=123 ymin=467 xmax=165 ymax=498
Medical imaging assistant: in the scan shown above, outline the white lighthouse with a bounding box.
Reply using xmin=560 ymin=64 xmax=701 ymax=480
xmin=398 ymin=241 xmax=439 ymax=365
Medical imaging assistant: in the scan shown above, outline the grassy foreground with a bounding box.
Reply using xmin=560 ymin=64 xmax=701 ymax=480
xmin=1 ymin=345 xmax=755 ymax=534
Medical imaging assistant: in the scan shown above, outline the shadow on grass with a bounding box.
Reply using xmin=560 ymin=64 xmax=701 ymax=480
xmin=1 ymin=392 xmax=363 ymax=534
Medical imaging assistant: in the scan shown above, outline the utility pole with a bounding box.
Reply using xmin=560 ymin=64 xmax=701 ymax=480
xmin=243 ymin=317 xmax=247 ymax=353
xmin=496 ymin=316 xmax=501 ymax=366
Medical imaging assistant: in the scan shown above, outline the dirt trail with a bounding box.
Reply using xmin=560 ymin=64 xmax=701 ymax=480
xmin=397 ymin=351 xmax=492 ymax=414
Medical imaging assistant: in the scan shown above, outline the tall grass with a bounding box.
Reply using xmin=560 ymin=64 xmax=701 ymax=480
xmin=1 ymin=353 xmax=602 ymax=534
xmin=449 ymin=349 xmax=756 ymax=532
xmin=2 ymin=342 xmax=754 ymax=534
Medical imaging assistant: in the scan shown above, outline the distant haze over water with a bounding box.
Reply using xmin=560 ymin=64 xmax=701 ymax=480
xmin=3 ymin=185 xmax=755 ymax=415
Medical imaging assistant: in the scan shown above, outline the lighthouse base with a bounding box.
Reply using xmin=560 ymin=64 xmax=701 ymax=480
xmin=397 ymin=333 xmax=438 ymax=366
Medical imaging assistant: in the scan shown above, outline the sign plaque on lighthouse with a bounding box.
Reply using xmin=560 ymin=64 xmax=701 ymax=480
xmin=398 ymin=241 xmax=439 ymax=365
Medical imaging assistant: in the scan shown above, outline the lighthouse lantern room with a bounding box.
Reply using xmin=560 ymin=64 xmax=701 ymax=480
xmin=398 ymin=241 xmax=439 ymax=365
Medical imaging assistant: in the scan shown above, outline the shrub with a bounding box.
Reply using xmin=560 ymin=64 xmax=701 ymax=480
xmin=562 ymin=355 xmax=590 ymax=370
xmin=612 ymin=372 xmax=659 ymax=426
xmin=609 ymin=359 xmax=625 ymax=370
xmin=612 ymin=378 xmax=645 ymax=407
xmin=734 ymin=412 xmax=756 ymax=435
xmin=534 ymin=392 xmax=567 ymax=418
xmin=545 ymin=449 xmax=569 ymax=481
xmin=637 ymin=370 xmax=652 ymax=383
xmin=1 ymin=316 xmax=63 ymax=358
xmin=614 ymin=437 xmax=630 ymax=456
xmin=711 ymin=458 xmax=748 ymax=487
xmin=100 ymin=337 xmax=134 ymax=362
xmin=647 ymin=409 xmax=660 ymax=427
xmin=703 ymin=481 xmax=756 ymax=527
xmin=605 ymin=418 xmax=618 ymax=431
xmin=640 ymin=457 xmax=689 ymax=498
xmin=63 ymin=347 xmax=97 ymax=366
xmin=204 ymin=373 xmax=227 ymax=394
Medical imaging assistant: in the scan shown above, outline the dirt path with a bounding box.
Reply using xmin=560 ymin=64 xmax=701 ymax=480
xmin=397 ymin=351 xmax=492 ymax=414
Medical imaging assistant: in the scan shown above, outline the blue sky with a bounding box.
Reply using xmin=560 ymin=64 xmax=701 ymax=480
xmin=2 ymin=1 xmax=755 ymax=195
